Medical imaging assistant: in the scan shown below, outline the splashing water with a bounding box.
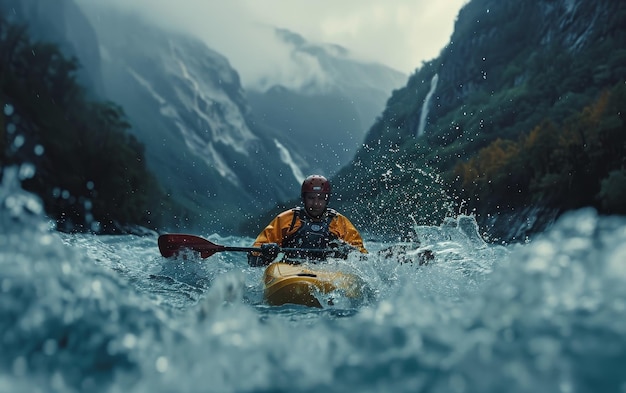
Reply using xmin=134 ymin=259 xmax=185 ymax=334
xmin=1 ymin=168 xmax=625 ymax=392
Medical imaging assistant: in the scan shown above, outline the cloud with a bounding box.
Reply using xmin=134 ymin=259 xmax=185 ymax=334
xmin=86 ymin=0 xmax=467 ymax=87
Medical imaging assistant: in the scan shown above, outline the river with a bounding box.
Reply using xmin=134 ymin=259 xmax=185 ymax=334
xmin=1 ymin=167 xmax=625 ymax=393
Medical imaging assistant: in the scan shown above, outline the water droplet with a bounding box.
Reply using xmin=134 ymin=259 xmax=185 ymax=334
xmin=156 ymin=356 xmax=169 ymax=373
xmin=18 ymin=163 xmax=36 ymax=180
xmin=13 ymin=134 xmax=25 ymax=148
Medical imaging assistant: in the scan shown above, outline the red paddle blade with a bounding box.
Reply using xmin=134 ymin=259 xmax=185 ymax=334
xmin=157 ymin=234 xmax=224 ymax=258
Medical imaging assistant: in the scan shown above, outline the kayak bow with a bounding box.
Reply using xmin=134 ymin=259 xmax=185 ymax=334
xmin=263 ymin=262 xmax=364 ymax=308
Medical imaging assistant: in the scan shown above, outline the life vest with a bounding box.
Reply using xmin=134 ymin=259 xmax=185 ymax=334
xmin=282 ymin=207 xmax=338 ymax=260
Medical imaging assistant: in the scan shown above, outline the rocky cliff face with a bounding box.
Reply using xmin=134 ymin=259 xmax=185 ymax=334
xmin=74 ymin=4 xmax=312 ymax=231
xmin=435 ymin=0 xmax=620 ymax=111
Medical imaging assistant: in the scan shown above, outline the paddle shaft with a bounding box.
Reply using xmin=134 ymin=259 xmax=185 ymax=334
xmin=158 ymin=233 xmax=341 ymax=259
xmin=220 ymin=245 xmax=321 ymax=254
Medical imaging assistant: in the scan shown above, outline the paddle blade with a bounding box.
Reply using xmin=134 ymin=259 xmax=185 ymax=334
xmin=157 ymin=234 xmax=224 ymax=258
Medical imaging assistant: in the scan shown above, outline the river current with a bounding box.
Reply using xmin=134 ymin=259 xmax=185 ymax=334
xmin=1 ymin=167 xmax=625 ymax=393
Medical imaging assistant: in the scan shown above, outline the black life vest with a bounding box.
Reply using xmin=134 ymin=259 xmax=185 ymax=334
xmin=282 ymin=207 xmax=338 ymax=260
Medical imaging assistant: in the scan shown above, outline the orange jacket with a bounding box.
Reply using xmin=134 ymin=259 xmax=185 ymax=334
xmin=252 ymin=208 xmax=368 ymax=253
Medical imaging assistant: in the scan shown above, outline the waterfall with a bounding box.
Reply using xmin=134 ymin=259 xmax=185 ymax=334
xmin=416 ymin=73 xmax=439 ymax=137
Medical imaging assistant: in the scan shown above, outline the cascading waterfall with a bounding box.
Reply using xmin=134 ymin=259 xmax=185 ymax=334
xmin=416 ymin=73 xmax=439 ymax=137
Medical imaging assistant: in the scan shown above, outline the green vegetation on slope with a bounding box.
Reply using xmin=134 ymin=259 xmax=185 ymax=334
xmin=332 ymin=1 xmax=626 ymax=240
xmin=454 ymin=84 xmax=626 ymax=216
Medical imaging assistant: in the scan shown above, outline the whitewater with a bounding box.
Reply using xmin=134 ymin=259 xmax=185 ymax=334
xmin=1 ymin=166 xmax=625 ymax=393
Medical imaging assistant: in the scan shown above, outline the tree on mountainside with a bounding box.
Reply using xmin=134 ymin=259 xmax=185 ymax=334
xmin=0 ymin=16 xmax=171 ymax=232
xmin=454 ymin=83 xmax=626 ymax=218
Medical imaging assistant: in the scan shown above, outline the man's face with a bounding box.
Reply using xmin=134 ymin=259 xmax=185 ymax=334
xmin=303 ymin=192 xmax=329 ymax=218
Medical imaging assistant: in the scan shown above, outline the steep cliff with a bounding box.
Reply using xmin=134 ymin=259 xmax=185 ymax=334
xmin=332 ymin=0 xmax=626 ymax=241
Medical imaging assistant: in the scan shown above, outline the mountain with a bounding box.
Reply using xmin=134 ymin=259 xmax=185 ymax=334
xmin=78 ymin=4 xmax=292 ymax=233
xmin=77 ymin=5 xmax=406 ymax=234
xmin=330 ymin=0 xmax=626 ymax=241
xmin=246 ymin=28 xmax=407 ymax=175
xmin=5 ymin=0 xmax=621 ymax=242
xmin=0 ymin=0 xmax=406 ymax=234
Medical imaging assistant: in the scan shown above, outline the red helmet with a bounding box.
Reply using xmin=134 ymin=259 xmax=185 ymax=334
xmin=301 ymin=175 xmax=331 ymax=197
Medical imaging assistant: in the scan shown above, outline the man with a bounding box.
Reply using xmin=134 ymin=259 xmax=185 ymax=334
xmin=248 ymin=175 xmax=368 ymax=267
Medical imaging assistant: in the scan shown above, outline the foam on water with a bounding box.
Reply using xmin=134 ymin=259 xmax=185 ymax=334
xmin=1 ymin=167 xmax=625 ymax=392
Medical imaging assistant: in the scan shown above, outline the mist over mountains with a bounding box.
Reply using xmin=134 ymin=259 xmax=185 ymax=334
xmin=0 ymin=0 xmax=406 ymax=234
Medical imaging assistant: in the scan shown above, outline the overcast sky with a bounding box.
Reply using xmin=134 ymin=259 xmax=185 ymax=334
xmin=93 ymin=1 xmax=468 ymax=88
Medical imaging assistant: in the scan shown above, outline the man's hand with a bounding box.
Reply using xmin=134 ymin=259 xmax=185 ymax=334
xmin=327 ymin=240 xmax=356 ymax=259
xmin=260 ymin=243 xmax=280 ymax=261
xmin=248 ymin=243 xmax=280 ymax=267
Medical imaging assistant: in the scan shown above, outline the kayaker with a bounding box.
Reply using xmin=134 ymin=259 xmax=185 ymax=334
xmin=248 ymin=174 xmax=368 ymax=266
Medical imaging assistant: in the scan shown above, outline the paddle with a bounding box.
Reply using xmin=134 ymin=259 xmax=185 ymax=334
xmin=157 ymin=233 xmax=351 ymax=259
xmin=158 ymin=234 xmax=261 ymax=258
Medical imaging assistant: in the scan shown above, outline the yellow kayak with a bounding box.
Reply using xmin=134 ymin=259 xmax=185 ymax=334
xmin=263 ymin=262 xmax=364 ymax=308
